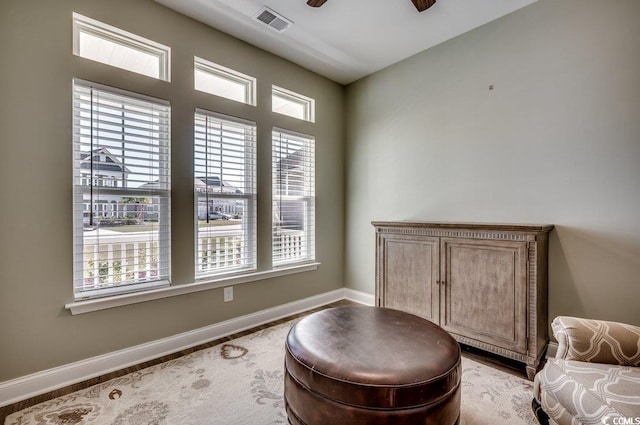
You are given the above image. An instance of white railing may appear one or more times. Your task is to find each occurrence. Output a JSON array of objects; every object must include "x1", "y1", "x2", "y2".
[
  {"x1": 197, "y1": 232, "x2": 244, "y2": 275},
  {"x1": 83, "y1": 239, "x2": 160, "y2": 288},
  {"x1": 82, "y1": 228, "x2": 304, "y2": 288},
  {"x1": 274, "y1": 230, "x2": 306, "y2": 263}
]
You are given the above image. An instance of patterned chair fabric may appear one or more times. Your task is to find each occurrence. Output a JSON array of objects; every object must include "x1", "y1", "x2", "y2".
[
  {"x1": 534, "y1": 316, "x2": 640, "y2": 425},
  {"x1": 553, "y1": 316, "x2": 640, "y2": 366}
]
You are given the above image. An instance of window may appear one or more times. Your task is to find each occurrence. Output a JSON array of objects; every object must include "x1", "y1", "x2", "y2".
[
  {"x1": 272, "y1": 86, "x2": 315, "y2": 122},
  {"x1": 73, "y1": 79, "x2": 171, "y2": 299},
  {"x1": 272, "y1": 129, "x2": 315, "y2": 266},
  {"x1": 194, "y1": 110, "x2": 257, "y2": 278},
  {"x1": 73, "y1": 13, "x2": 171, "y2": 81},
  {"x1": 195, "y1": 57, "x2": 256, "y2": 105}
]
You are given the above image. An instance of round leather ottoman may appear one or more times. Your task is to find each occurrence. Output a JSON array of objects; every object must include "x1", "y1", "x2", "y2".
[{"x1": 284, "y1": 306, "x2": 461, "y2": 425}]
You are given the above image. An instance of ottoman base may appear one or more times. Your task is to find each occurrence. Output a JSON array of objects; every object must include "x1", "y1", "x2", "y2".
[{"x1": 285, "y1": 370, "x2": 461, "y2": 425}]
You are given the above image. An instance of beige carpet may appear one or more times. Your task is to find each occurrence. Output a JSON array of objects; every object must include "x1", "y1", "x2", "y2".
[{"x1": 5, "y1": 320, "x2": 538, "y2": 425}]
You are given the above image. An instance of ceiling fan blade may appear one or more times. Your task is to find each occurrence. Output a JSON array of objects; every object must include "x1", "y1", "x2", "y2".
[
  {"x1": 307, "y1": 0, "x2": 328, "y2": 7},
  {"x1": 411, "y1": 0, "x2": 436, "y2": 12}
]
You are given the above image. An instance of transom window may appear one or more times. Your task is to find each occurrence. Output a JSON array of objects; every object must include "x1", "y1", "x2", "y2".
[
  {"x1": 272, "y1": 86, "x2": 315, "y2": 122},
  {"x1": 72, "y1": 79, "x2": 171, "y2": 299},
  {"x1": 195, "y1": 57, "x2": 256, "y2": 106},
  {"x1": 73, "y1": 13, "x2": 171, "y2": 81},
  {"x1": 272, "y1": 129, "x2": 315, "y2": 266},
  {"x1": 194, "y1": 110, "x2": 257, "y2": 278}
]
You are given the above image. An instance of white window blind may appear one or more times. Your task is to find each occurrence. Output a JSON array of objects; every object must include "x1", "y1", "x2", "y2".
[
  {"x1": 272, "y1": 129, "x2": 315, "y2": 266},
  {"x1": 73, "y1": 79, "x2": 171, "y2": 299},
  {"x1": 194, "y1": 110, "x2": 257, "y2": 278}
]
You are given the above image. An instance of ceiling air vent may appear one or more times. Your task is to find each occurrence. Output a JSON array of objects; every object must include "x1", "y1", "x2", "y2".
[{"x1": 254, "y1": 7, "x2": 293, "y2": 33}]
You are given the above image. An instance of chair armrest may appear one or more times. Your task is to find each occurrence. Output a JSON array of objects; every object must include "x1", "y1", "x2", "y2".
[{"x1": 552, "y1": 316, "x2": 640, "y2": 366}]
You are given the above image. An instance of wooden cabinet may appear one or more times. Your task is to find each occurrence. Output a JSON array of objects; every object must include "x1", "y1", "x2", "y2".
[{"x1": 373, "y1": 221, "x2": 553, "y2": 380}]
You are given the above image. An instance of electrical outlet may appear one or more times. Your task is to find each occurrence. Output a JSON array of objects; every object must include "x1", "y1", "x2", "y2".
[{"x1": 224, "y1": 286, "x2": 234, "y2": 302}]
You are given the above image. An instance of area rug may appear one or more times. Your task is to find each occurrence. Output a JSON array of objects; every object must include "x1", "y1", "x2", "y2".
[{"x1": 5, "y1": 320, "x2": 538, "y2": 425}]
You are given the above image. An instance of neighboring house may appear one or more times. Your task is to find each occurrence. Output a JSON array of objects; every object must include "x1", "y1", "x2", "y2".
[
  {"x1": 80, "y1": 148, "x2": 159, "y2": 224},
  {"x1": 275, "y1": 149, "x2": 305, "y2": 196},
  {"x1": 80, "y1": 147, "x2": 130, "y2": 189},
  {"x1": 81, "y1": 150, "x2": 247, "y2": 224},
  {"x1": 273, "y1": 148, "x2": 307, "y2": 231},
  {"x1": 81, "y1": 148, "x2": 129, "y2": 223},
  {"x1": 194, "y1": 176, "x2": 242, "y2": 219}
]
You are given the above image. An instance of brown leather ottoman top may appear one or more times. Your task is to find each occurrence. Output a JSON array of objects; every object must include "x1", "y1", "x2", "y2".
[{"x1": 285, "y1": 305, "x2": 461, "y2": 410}]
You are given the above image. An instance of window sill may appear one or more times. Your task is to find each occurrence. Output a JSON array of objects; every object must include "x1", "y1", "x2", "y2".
[{"x1": 65, "y1": 262, "x2": 320, "y2": 315}]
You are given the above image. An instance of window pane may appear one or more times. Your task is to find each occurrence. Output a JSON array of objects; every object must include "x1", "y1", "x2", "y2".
[
  {"x1": 73, "y1": 13, "x2": 170, "y2": 81},
  {"x1": 272, "y1": 129, "x2": 315, "y2": 266},
  {"x1": 194, "y1": 111, "x2": 257, "y2": 278},
  {"x1": 78, "y1": 31, "x2": 161, "y2": 79},
  {"x1": 272, "y1": 93, "x2": 306, "y2": 120},
  {"x1": 73, "y1": 80, "x2": 171, "y2": 299},
  {"x1": 272, "y1": 86, "x2": 315, "y2": 122},
  {"x1": 194, "y1": 57, "x2": 256, "y2": 106}
]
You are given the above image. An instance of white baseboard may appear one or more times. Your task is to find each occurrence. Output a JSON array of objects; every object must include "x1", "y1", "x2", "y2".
[
  {"x1": 0, "y1": 288, "x2": 373, "y2": 408},
  {"x1": 343, "y1": 287, "x2": 375, "y2": 305}
]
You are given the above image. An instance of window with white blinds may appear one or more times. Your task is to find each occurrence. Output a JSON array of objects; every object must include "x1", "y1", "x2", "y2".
[
  {"x1": 194, "y1": 110, "x2": 257, "y2": 278},
  {"x1": 272, "y1": 129, "x2": 315, "y2": 266},
  {"x1": 72, "y1": 79, "x2": 171, "y2": 299}
]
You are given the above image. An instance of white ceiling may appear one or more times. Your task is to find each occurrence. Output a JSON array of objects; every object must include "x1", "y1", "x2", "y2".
[{"x1": 154, "y1": 0, "x2": 539, "y2": 85}]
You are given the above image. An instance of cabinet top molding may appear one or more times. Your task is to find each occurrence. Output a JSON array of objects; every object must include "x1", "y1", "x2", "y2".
[{"x1": 372, "y1": 221, "x2": 554, "y2": 233}]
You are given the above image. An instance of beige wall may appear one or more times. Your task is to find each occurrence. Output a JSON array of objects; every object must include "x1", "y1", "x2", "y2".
[
  {"x1": 0, "y1": 0, "x2": 344, "y2": 381},
  {"x1": 345, "y1": 0, "x2": 640, "y2": 327}
]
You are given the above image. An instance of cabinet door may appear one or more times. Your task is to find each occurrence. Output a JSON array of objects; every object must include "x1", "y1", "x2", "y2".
[
  {"x1": 440, "y1": 238, "x2": 528, "y2": 353},
  {"x1": 379, "y1": 234, "x2": 440, "y2": 323}
]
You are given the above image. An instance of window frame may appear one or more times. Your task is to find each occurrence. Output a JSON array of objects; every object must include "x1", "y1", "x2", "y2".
[
  {"x1": 194, "y1": 110, "x2": 258, "y2": 280},
  {"x1": 72, "y1": 78, "x2": 171, "y2": 300},
  {"x1": 272, "y1": 85, "x2": 315, "y2": 122},
  {"x1": 72, "y1": 13, "x2": 171, "y2": 82},
  {"x1": 194, "y1": 57, "x2": 257, "y2": 106},
  {"x1": 272, "y1": 128, "x2": 316, "y2": 267}
]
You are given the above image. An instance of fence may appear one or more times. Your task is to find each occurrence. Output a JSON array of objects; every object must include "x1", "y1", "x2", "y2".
[
  {"x1": 197, "y1": 232, "x2": 244, "y2": 276},
  {"x1": 273, "y1": 230, "x2": 306, "y2": 263},
  {"x1": 82, "y1": 229, "x2": 304, "y2": 288},
  {"x1": 83, "y1": 239, "x2": 160, "y2": 287}
]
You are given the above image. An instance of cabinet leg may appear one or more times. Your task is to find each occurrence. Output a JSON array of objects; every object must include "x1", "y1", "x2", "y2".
[{"x1": 526, "y1": 365, "x2": 537, "y2": 381}]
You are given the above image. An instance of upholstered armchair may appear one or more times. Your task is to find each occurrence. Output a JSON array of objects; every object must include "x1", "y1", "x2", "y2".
[{"x1": 532, "y1": 316, "x2": 640, "y2": 425}]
